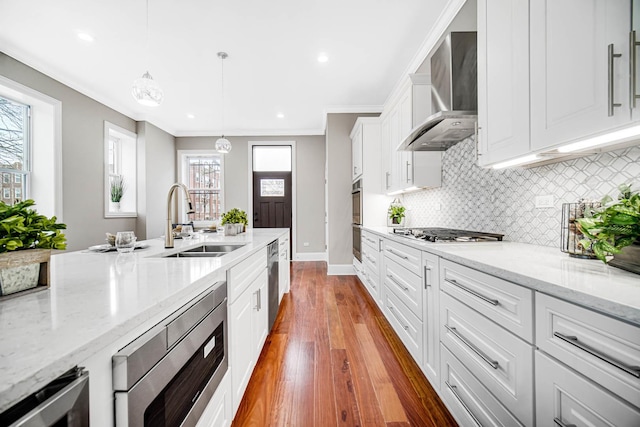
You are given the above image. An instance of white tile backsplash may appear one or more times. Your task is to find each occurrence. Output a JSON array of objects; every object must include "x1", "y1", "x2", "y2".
[{"x1": 402, "y1": 138, "x2": 640, "y2": 247}]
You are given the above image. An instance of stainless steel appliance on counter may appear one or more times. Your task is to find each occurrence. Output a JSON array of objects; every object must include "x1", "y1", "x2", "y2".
[
  {"x1": 391, "y1": 227, "x2": 503, "y2": 242},
  {"x1": 352, "y1": 180, "x2": 362, "y2": 262},
  {"x1": 113, "y1": 281, "x2": 228, "y2": 427},
  {"x1": 0, "y1": 367, "x2": 89, "y2": 426}
]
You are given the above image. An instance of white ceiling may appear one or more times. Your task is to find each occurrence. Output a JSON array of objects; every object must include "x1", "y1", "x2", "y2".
[{"x1": 0, "y1": 0, "x2": 449, "y2": 136}]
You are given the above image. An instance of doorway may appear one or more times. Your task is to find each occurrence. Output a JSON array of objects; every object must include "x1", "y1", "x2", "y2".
[{"x1": 249, "y1": 143, "x2": 295, "y2": 255}]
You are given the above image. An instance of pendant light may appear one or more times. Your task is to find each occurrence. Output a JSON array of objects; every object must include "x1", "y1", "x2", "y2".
[
  {"x1": 215, "y1": 52, "x2": 232, "y2": 154},
  {"x1": 132, "y1": 0, "x2": 164, "y2": 106}
]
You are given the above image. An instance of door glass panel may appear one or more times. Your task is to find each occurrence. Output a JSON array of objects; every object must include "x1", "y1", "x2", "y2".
[
  {"x1": 260, "y1": 179, "x2": 285, "y2": 197},
  {"x1": 252, "y1": 146, "x2": 291, "y2": 171}
]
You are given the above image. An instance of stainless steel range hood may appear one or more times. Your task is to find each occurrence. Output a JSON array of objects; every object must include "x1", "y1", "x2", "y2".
[{"x1": 399, "y1": 32, "x2": 477, "y2": 151}]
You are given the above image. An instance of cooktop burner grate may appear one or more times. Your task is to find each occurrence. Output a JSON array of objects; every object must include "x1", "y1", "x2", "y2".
[{"x1": 392, "y1": 227, "x2": 504, "y2": 242}]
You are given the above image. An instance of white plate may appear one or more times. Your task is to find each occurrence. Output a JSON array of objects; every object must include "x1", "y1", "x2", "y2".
[{"x1": 88, "y1": 243, "x2": 149, "y2": 252}]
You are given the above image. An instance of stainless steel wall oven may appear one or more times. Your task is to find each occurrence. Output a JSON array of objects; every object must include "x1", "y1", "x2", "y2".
[
  {"x1": 113, "y1": 281, "x2": 228, "y2": 427},
  {"x1": 352, "y1": 179, "x2": 363, "y2": 262}
]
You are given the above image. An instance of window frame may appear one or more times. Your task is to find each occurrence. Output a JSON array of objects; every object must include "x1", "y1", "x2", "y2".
[
  {"x1": 177, "y1": 150, "x2": 224, "y2": 228},
  {"x1": 0, "y1": 94, "x2": 31, "y2": 204},
  {"x1": 104, "y1": 121, "x2": 137, "y2": 218}
]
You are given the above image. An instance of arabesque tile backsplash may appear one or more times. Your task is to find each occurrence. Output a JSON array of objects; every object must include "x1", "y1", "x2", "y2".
[{"x1": 402, "y1": 138, "x2": 640, "y2": 247}]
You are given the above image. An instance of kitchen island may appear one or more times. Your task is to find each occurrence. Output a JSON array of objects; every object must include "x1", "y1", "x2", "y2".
[{"x1": 0, "y1": 228, "x2": 287, "y2": 422}]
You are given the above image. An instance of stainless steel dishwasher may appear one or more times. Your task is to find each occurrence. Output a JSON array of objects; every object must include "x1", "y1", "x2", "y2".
[
  {"x1": 113, "y1": 281, "x2": 227, "y2": 427},
  {"x1": 267, "y1": 240, "x2": 279, "y2": 331}
]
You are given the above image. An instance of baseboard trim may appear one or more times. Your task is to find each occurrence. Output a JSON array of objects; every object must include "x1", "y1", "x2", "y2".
[
  {"x1": 327, "y1": 264, "x2": 355, "y2": 276},
  {"x1": 294, "y1": 252, "x2": 327, "y2": 261}
]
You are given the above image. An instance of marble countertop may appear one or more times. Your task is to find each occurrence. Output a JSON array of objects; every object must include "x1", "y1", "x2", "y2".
[
  {"x1": 365, "y1": 226, "x2": 640, "y2": 326},
  {"x1": 0, "y1": 229, "x2": 287, "y2": 413}
]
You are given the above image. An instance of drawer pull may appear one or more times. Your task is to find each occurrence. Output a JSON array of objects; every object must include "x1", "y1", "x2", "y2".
[
  {"x1": 445, "y1": 382, "x2": 482, "y2": 427},
  {"x1": 445, "y1": 278, "x2": 499, "y2": 306},
  {"x1": 387, "y1": 274, "x2": 409, "y2": 292},
  {"x1": 424, "y1": 265, "x2": 431, "y2": 288},
  {"x1": 386, "y1": 248, "x2": 409, "y2": 260},
  {"x1": 388, "y1": 305, "x2": 409, "y2": 330},
  {"x1": 553, "y1": 418, "x2": 576, "y2": 427},
  {"x1": 445, "y1": 325, "x2": 499, "y2": 370},
  {"x1": 553, "y1": 332, "x2": 640, "y2": 378}
]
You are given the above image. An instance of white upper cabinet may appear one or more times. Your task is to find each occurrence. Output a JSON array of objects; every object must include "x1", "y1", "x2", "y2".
[
  {"x1": 477, "y1": 0, "x2": 531, "y2": 167},
  {"x1": 351, "y1": 124, "x2": 363, "y2": 182},
  {"x1": 381, "y1": 76, "x2": 442, "y2": 193},
  {"x1": 530, "y1": 0, "x2": 632, "y2": 151}
]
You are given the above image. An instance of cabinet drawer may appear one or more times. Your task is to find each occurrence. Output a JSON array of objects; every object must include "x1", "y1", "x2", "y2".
[
  {"x1": 441, "y1": 345, "x2": 524, "y2": 427},
  {"x1": 383, "y1": 256, "x2": 423, "y2": 320},
  {"x1": 440, "y1": 259, "x2": 533, "y2": 342},
  {"x1": 227, "y1": 248, "x2": 267, "y2": 303},
  {"x1": 383, "y1": 239, "x2": 422, "y2": 276},
  {"x1": 383, "y1": 286, "x2": 423, "y2": 365},
  {"x1": 536, "y1": 293, "x2": 640, "y2": 407},
  {"x1": 440, "y1": 292, "x2": 534, "y2": 426},
  {"x1": 536, "y1": 351, "x2": 640, "y2": 427},
  {"x1": 361, "y1": 243, "x2": 380, "y2": 276},
  {"x1": 361, "y1": 230, "x2": 380, "y2": 252},
  {"x1": 361, "y1": 264, "x2": 380, "y2": 303}
]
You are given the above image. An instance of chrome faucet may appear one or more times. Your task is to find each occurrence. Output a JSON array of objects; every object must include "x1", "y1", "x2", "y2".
[{"x1": 165, "y1": 183, "x2": 195, "y2": 248}]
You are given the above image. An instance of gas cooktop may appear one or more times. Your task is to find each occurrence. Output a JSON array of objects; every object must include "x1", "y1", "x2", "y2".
[{"x1": 391, "y1": 227, "x2": 504, "y2": 242}]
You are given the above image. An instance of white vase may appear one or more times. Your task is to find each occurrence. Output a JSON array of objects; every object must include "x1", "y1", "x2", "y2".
[{"x1": 110, "y1": 201, "x2": 121, "y2": 212}]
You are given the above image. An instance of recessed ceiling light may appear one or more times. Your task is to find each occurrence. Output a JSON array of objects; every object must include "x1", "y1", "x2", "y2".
[
  {"x1": 187, "y1": 114, "x2": 195, "y2": 119},
  {"x1": 76, "y1": 32, "x2": 94, "y2": 42},
  {"x1": 317, "y1": 53, "x2": 329, "y2": 63},
  {"x1": 276, "y1": 113, "x2": 285, "y2": 119}
]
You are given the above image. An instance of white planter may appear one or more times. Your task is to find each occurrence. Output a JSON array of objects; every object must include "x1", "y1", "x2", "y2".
[{"x1": 110, "y1": 201, "x2": 121, "y2": 212}]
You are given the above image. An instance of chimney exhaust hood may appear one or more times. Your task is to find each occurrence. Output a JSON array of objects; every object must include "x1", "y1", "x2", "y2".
[{"x1": 399, "y1": 32, "x2": 477, "y2": 151}]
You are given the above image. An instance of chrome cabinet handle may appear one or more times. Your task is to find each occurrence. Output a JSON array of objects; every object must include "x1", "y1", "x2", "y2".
[
  {"x1": 554, "y1": 417, "x2": 576, "y2": 427},
  {"x1": 553, "y1": 332, "x2": 640, "y2": 378},
  {"x1": 631, "y1": 31, "x2": 640, "y2": 108},
  {"x1": 386, "y1": 248, "x2": 409, "y2": 260},
  {"x1": 387, "y1": 274, "x2": 409, "y2": 292},
  {"x1": 255, "y1": 289, "x2": 262, "y2": 311},
  {"x1": 387, "y1": 305, "x2": 409, "y2": 330},
  {"x1": 424, "y1": 265, "x2": 431, "y2": 289},
  {"x1": 405, "y1": 161, "x2": 411, "y2": 183},
  {"x1": 445, "y1": 382, "x2": 482, "y2": 427},
  {"x1": 385, "y1": 171, "x2": 390, "y2": 190},
  {"x1": 445, "y1": 325, "x2": 499, "y2": 370},
  {"x1": 474, "y1": 122, "x2": 482, "y2": 160},
  {"x1": 444, "y1": 278, "x2": 499, "y2": 306},
  {"x1": 608, "y1": 43, "x2": 622, "y2": 116}
]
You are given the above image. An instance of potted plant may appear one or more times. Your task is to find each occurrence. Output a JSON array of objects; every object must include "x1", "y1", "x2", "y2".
[
  {"x1": 388, "y1": 198, "x2": 406, "y2": 227},
  {"x1": 0, "y1": 199, "x2": 67, "y2": 298},
  {"x1": 110, "y1": 175, "x2": 125, "y2": 212},
  {"x1": 220, "y1": 208, "x2": 248, "y2": 235},
  {"x1": 577, "y1": 184, "x2": 640, "y2": 274}
]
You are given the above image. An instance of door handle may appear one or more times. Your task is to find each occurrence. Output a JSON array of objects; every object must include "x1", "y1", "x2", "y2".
[{"x1": 253, "y1": 212, "x2": 258, "y2": 222}]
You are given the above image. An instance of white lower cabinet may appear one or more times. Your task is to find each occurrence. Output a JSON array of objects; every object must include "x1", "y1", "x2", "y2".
[
  {"x1": 440, "y1": 292, "x2": 534, "y2": 426},
  {"x1": 196, "y1": 373, "x2": 232, "y2": 427},
  {"x1": 278, "y1": 234, "x2": 290, "y2": 300},
  {"x1": 422, "y1": 251, "x2": 440, "y2": 390},
  {"x1": 536, "y1": 351, "x2": 640, "y2": 427},
  {"x1": 441, "y1": 345, "x2": 524, "y2": 427},
  {"x1": 228, "y1": 249, "x2": 268, "y2": 413},
  {"x1": 383, "y1": 287, "x2": 423, "y2": 365}
]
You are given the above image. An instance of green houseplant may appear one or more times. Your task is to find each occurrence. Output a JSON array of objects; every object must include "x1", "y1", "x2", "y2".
[
  {"x1": 577, "y1": 184, "x2": 640, "y2": 272},
  {"x1": 220, "y1": 208, "x2": 248, "y2": 235},
  {"x1": 110, "y1": 175, "x2": 125, "y2": 211},
  {"x1": 388, "y1": 198, "x2": 406, "y2": 226},
  {"x1": 0, "y1": 199, "x2": 67, "y2": 297}
]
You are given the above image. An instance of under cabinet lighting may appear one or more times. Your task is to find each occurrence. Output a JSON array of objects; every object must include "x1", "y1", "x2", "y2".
[
  {"x1": 492, "y1": 154, "x2": 539, "y2": 169},
  {"x1": 387, "y1": 189, "x2": 404, "y2": 196},
  {"x1": 557, "y1": 125, "x2": 640, "y2": 153}
]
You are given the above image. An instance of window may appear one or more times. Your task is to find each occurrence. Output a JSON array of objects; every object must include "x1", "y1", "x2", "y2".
[
  {"x1": 3, "y1": 188, "x2": 9, "y2": 199},
  {"x1": 0, "y1": 96, "x2": 29, "y2": 205},
  {"x1": 104, "y1": 122, "x2": 137, "y2": 217},
  {"x1": 179, "y1": 151, "x2": 224, "y2": 225}
]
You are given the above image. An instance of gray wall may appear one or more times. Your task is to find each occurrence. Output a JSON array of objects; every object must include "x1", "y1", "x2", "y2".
[
  {"x1": 175, "y1": 135, "x2": 326, "y2": 254},
  {"x1": 0, "y1": 52, "x2": 137, "y2": 251},
  {"x1": 136, "y1": 122, "x2": 176, "y2": 240}
]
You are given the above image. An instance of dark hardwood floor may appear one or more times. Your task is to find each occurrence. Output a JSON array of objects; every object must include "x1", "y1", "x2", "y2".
[{"x1": 232, "y1": 261, "x2": 457, "y2": 426}]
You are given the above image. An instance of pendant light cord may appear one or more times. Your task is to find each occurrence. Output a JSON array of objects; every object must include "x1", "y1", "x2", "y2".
[
  {"x1": 145, "y1": 0, "x2": 149, "y2": 70},
  {"x1": 221, "y1": 55, "x2": 224, "y2": 134}
]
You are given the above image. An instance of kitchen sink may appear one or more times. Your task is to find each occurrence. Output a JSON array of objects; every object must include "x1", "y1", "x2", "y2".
[{"x1": 161, "y1": 244, "x2": 245, "y2": 258}]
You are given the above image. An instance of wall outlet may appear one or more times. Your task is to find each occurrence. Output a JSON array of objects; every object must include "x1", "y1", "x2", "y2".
[
  {"x1": 535, "y1": 195, "x2": 554, "y2": 208},
  {"x1": 303, "y1": 242, "x2": 310, "y2": 247}
]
